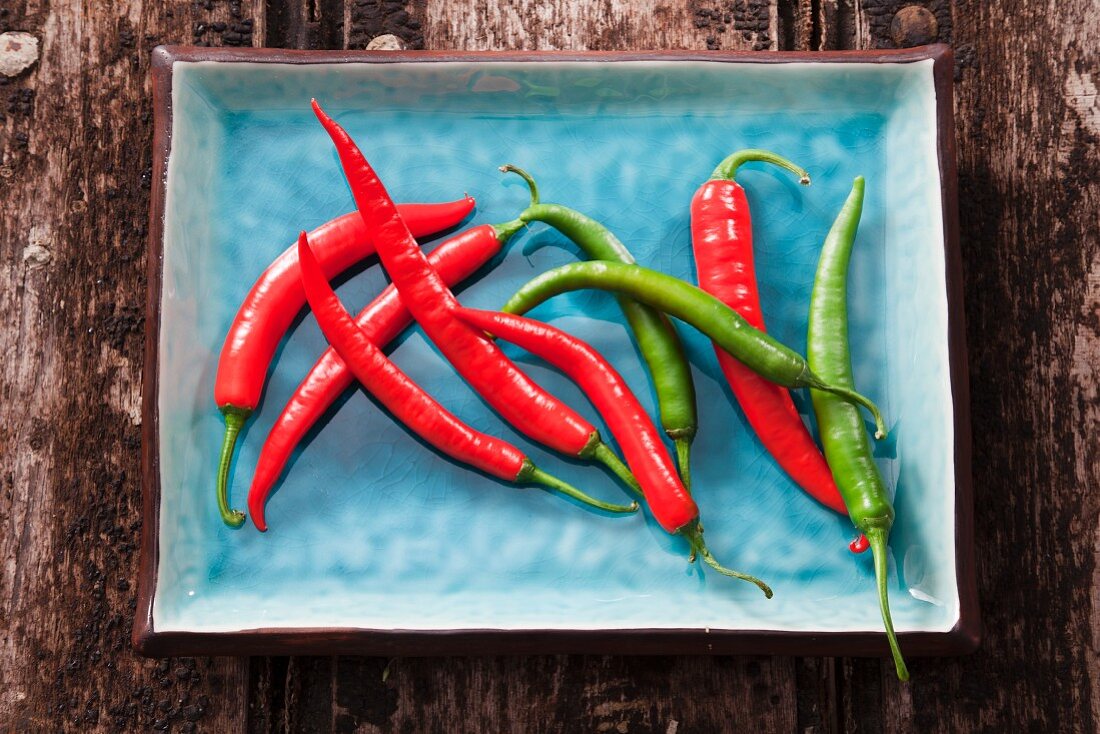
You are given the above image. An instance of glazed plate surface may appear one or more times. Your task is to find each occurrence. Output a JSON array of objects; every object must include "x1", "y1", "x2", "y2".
[{"x1": 139, "y1": 47, "x2": 975, "y2": 655}]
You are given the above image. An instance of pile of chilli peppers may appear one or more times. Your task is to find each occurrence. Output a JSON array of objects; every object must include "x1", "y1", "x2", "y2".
[{"x1": 211, "y1": 100, "x2": 909, "y2": 681}]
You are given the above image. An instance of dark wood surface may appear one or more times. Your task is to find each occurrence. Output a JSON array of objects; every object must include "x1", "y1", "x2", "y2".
[{"x1": 0, "y1": 0, "x2": 1096, "y2": 731}]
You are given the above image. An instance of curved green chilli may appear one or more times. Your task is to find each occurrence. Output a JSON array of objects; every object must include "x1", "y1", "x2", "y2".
[
  {"x1": 501, "y1": 165, "x2": 698, "y2": 487},
  {"x1": 807, "y1": 176, "x2": 908, "y2": 682},
  {"x1": 502, "y1": 261, "x2": 887, "y2": 437}
]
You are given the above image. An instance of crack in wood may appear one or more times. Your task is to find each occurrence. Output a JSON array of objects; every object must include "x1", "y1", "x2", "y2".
[{"x1": 810, "y1": 0, "x2": 823, "y2": 49}]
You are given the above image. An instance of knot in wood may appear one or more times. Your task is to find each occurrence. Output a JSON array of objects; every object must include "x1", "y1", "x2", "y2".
[{"x1": 890, "y1": 6, "x2": 938, "y2": 48}]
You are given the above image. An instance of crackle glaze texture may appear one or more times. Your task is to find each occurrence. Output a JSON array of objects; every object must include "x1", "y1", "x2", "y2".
[{"x1": 155, "y1": 60, "x2": 954, "y2": 634}]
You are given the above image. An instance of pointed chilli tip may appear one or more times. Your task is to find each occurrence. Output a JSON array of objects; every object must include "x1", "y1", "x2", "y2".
[
  {"x1": 310, "y1": 99, "x2": 341, "y2": 138},
  {"x1": 249, "y1": 493, "x2": 267, "y2": 530},
  {"x1": 310, "y1": 98, "x2": 327, "y2": 126},
  {"x1": 246, "y1": 471, "x2": 269, "y2": 532},
  {"x1": 296, "y1": 231, "x2": 314, "y2": 270}
]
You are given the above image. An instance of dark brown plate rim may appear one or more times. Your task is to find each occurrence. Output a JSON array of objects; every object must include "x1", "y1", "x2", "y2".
[{"x1": 136, "y1": 44, "x2": 979, "y2": 658}]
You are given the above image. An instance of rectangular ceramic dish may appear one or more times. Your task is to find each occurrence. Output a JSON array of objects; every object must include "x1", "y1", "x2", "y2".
[{"x1": 136, "y1": 45, "x2": 978, "y2": 656}]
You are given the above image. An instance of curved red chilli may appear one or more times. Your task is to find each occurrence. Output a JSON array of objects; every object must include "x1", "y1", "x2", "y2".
[
  {"x1": 248, "y1": 225, "x2": 505, "y2": 525},
  {"x1": 691, "y1": 180, "x2": 848, "y2": 515},
  {"x1": 311, "y1": 101, "x2": 596, "y2": 456},
  {"x1": 215, "y1": 198, "x2": 474, "y2": 411},
  {"x1": 296, "y1": 232, "x2": 526, "y2": 480},
  {"x1": 455, "y1": 308, "x2": 698, "y2": 534}
]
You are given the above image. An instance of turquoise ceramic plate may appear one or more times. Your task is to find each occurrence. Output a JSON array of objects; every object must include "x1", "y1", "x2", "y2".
[{"x1": 137, "y1": 46, "x2": 977, "y2": 656}]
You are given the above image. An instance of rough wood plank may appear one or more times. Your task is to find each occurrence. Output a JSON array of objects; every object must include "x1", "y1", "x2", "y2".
[
  {"x1": 0, "y1": 1, "x2": 254, "y2": 730},
  {"x1": 796, "y1": 657, "x2": 837, "y2": 734},
  {"x1": 853, "y1": 0, "x2": 950, "y2": 49},
  {"x1": 845, "y1": 0, "x2": 1100, "y2": 731},
  {"x1": 814, "y1": 0, "x2": 854, "y2": 52},
  {"x1": 778, "y1": 0, "x2": 811, "y2": 52},
  {"x1": 252, "y1": 654, "x2": 809, "y2": 732},
  {"x1": 346, "y1": 0, "x2": 425, "y2": 50},
  {"x1": 330, "y1": 655, "x2": 797, "y2": 733},
  {"x1": 419, "y1": 0, "x2": 779, "y2": 52},
  {"x1": 249, "y1": 656, "x2": 334, "y2": 733},
  {"x1": 265, "y1": 0, "x2": 344, "y2": 50}
]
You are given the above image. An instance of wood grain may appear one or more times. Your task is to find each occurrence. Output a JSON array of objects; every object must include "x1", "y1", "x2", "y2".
[
  {"x1": 0, "y1": 3, "x2": 248, "y2": 732},
  {"x1": 1, "y1": 0, "x2": 1098, "y2": 731},
  {"x1": 249, "y1": 654, "x2": 800, "y2": 733},
  {"x1": 419, "y1": 0, "x2": 779, "y2": 51}
]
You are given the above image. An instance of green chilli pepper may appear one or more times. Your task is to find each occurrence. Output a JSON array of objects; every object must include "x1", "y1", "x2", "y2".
[
  {"x1": 807, "y1": 176, "x2": 908, "y2": 681},
  {"x1": 503, "y1": 261, "x2": 887, "y2": 437},
  {"x1": 500, "y1": 165, "x2": 699, "y2": 487}
]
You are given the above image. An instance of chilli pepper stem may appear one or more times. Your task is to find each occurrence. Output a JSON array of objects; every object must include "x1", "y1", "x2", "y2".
[
  {"x1": 868, "y1": 528, "x2": 910, "y2": 681},
  {"x1": 803, "y1": 374, "x2": 887, "y2": 439},
  {"x1": 590, "y1": 442, "x2": 645, "y2": 500},
  {"x1": 216, "y1": 407, "x2": 249, "y2": 527},
  {"x1": 492, "y1": 217, "x2": 526, "y2": 241},
  {"x1": 500, "y1": 164, "x2": 540, "y2": 206},
  {"x1": 683, "y1": 523, "x2": 772, "y2": 597},
  {"x1": 674, "y1": 439, "x2": 692, "y2": 491},
  {"x1": 710, "y1": 149, "x2": 811, "y2": 185},
  {"x1": 517, "y1": 460, "x2": 638, "y2": 513}
]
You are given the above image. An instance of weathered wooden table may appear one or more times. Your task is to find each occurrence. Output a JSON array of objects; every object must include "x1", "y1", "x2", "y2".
[{"x1": 1, "y1": 1, "x2": 1096, "y2": 731}]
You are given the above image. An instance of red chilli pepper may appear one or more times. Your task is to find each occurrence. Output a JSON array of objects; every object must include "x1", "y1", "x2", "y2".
[
  {"x1": 455, "y1": 308, "x2": 695, "y2": 533},
  {"x1": 455, "y1": 308, "x2": 772, "y2": 596},
  {"x1": 249, "y1": 223, "x2": 517, "y2": 530},
  {"x1": 692, "y1": 151, "x2": 864, "y2": 540},
  {"x1": 295, "y1": 233, "x2": 638, "y2": 516},
  {"x1": 214, "y1": 198, "x2": 474, "y2": 527},
  {"x1": 311, "y1": 100, "x2": 636, "y2": 488}
]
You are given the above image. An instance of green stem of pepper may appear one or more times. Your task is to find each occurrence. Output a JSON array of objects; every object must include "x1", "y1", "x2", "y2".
[
  {"x1": 867, "y1": 527, "x2": 910, "y2": 681},
  {"x1": 492, "y1": 217, "x2": 527, "y2": 242},
  {"x1": 674, "y1": 438, "x2": 692, "y2": 492},
  {"x1": 500, "y1": 164, "x2": 540, "y2": 206},
  {"x1": 682, "y1": 521, "x2": 772, "y2": 597},
  {"x1": 803, "y1": 373, "x2": 887, "y2": 439},
  {"x1": 216, "y1": 406, "x2": 249, "y2": 527},
  {"x1": 711, "y1": 149, "x2": 811, "y2": 185},
  {"x1": 590, "y1": 441, "x2": 646, "y2": 501},
  {"x1": 516, "y1": 459, "x2": 639, "y2": 514}
]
